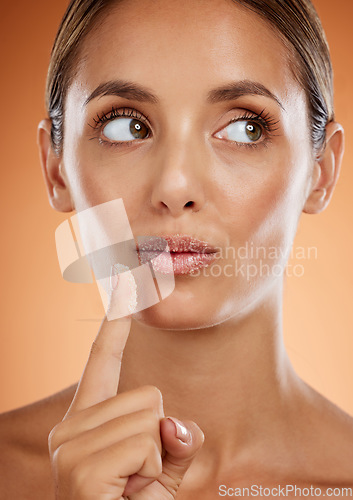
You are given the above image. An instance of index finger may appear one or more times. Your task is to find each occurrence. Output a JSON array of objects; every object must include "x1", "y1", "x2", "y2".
[{"x1": 65, "y1": 268, "x2": 136, "y2": 417}]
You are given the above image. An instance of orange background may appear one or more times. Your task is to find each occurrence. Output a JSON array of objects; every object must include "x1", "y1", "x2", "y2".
[{"x1": 0, "y1": 0, "x2": 352, "y2": 414}]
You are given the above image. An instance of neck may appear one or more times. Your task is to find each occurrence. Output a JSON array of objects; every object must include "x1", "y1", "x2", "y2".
[{"x1": 118, "y1": 280, "x2": 302, "y2": 470}]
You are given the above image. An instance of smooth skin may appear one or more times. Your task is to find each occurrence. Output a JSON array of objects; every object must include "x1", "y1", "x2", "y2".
[{"x1": 1, "y1": 0, "x2": 353, "y2": 498}]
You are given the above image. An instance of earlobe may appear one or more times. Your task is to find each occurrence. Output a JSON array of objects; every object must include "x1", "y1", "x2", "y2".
[
  {"x1": 37, "y1": 119, "x2": 74, "y2": 213},
  {"x1": 303, "y1": 121, "x2": 345, "y2": 215}
]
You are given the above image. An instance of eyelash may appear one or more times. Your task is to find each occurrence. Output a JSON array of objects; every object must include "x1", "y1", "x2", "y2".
[
  {"x1": 91, "y1": 106, "x2": 150, "y2": 128},
  {"x1": 90, "y1": 107, "x2": 150, "y2": 148},
  {"x1": 227, "y1": 109, "x2": 280, "y2": 150},
  {"x1": 89, "y1": 106, "x2": 279, "y2": 150}
]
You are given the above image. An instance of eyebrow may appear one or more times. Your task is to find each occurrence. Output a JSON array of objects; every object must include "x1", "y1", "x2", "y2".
[
  {"x1": 84, "y1": 79, "x2": 284, "y2": 110},
  {"x1": 84, "y1": 80, "x2": 159, "y2": 106},
  {"x1": 207, "y1": 80, "x2": 285, "y2": 110}
]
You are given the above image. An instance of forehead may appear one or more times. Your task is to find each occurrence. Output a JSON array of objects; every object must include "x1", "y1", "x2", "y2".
[{"x1": 72, "y1": 0, "x2": 301, "y2": 109}]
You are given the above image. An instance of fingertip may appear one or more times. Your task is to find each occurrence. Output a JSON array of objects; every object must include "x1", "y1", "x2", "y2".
[
  {"x1": 161, "y1": 417, "x2": 204, "y2": 450},
  {"x1": 107, "y1": 264, "x2": 137, "y2": 320},
  {"x1": 165, "y1": 417, "x2": 192, "y2": 444},
  {"x1": 160, "y1": 417, "x2": 205, "y2": 469},
  {"x1": 187, "y1": 420, "x2": 205, "y2": 451}
]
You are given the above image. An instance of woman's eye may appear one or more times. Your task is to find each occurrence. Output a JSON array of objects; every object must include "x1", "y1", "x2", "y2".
[
  {"x1": 102, "y1": 117, "x2": 150, "y2": 142},
  {"x1": 216, "y1": 120, "x2": 263, "y2": 143}
]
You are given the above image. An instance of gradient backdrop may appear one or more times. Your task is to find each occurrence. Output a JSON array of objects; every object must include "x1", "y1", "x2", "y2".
[{"x1": 0, "y1": 0, "x2": 352, "y2": 413}]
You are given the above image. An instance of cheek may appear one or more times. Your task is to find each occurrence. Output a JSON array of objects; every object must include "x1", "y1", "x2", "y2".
[
  {"x1": 62, "y1": 141, "x2": 140, "y2": 213},
  {"x1": 216, "y1": 147, "x2": 311, "y2": 252}
]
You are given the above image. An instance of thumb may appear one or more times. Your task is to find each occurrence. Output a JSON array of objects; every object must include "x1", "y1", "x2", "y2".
[{"x1": 159, "y1": 417, "x2": 205, "y2": 497}]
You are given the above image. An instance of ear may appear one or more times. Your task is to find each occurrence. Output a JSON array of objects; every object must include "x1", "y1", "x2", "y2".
[
  {"x1": 37, "y1": 119, "x2": 74, "y2": 212},
  {"x1": 303, "y1": 121, "x2": 345, "y2": 214}
]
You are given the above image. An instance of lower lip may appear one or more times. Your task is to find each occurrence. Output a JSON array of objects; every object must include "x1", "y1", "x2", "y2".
[{"x1": 140, "y1": 251, "x2": 217, "y2": 274}]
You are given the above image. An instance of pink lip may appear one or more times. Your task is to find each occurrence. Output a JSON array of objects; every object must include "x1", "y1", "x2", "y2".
[{"x1": 138, "y1": 234, "x2": 219, "y2": 275}]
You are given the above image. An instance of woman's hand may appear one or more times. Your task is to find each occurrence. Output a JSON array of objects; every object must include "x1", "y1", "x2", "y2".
[{"x1": 48, "y1": 271, "x2": 204, "y2": 499}]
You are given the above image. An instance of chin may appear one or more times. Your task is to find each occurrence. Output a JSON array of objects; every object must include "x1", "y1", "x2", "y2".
[
  {"x1": 132, "y1": 286, "x2": 223, "y2": 330},
  {"x1": 131, "y1": 282, "x2": 243, "y2": 331},
  {"x1": 131, "y1": 273, "x2": 273, "y2": 330}
]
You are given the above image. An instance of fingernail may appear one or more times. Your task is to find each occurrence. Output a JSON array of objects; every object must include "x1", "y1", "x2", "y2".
[
  {"x1": 110, "y1": 264, "x2": 119, "y2": 290},
  {"x1": 108, "y1": 264, "x2": 138, "y2": 318},
  {"x1": 110, "y1": 264, "x2": 120, "y2": 291},
  {"x1": 166, "y1": 417, "x2": 191, "y2": 444}
]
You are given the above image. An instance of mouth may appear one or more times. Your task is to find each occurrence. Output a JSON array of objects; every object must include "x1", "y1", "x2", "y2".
[{"x1": 137, "y1": 234, "x2": 219, "y2": 275}]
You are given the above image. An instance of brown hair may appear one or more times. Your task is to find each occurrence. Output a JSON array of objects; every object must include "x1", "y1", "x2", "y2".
[{"x1": 46, "y1": 0, "x2": 334, "y2": 155}]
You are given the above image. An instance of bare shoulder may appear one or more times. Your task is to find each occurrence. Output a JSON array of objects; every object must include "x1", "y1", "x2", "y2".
[
  {"x1": 0, "y1": 384, "x2": 77, "y2": 500},
  {"x1": 311, "y1": 384, "x2": 353, "y2": 444},
  {"x1": 299, "y1": 381, "x2": 353, "y2": 484}
]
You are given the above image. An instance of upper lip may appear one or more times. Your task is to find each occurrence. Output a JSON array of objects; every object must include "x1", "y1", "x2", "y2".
[{"x1": 137, "y1": 234, "x2": 219, "y2": 254}]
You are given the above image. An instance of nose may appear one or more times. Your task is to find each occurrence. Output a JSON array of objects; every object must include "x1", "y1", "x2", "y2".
[{"x1": 150, "y1": 137, "x2": 207, "y2": 217}]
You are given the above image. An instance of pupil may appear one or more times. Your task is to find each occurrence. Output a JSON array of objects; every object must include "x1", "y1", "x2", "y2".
[
  {"x1": 130, "y1": 119, "x2": 148, "y2": 139},
  {"x1": 246, "y1": 122, "x2": 261, "y2": 141}
]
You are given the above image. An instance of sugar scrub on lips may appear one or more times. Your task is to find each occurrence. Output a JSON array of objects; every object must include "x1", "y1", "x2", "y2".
[
  {"x1": 108, "y1": 263, "x2": 137, "y2": 318},
  {"x1": 138, "y1": 234, "x2": 217, "y2": 275}
]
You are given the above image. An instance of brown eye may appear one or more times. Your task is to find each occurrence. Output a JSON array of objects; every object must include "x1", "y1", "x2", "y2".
[
  {"x1": 103, "y1": 117, "x2": 150, "y2": 142},
  {"x1": 216, "y1": 119, "x2": 263, "y2": 144},
  {"x1": 245, "y1": 122, "x2": 262, "y2": 141},
  {"x1": 129, "y1": 119, "x2": 149, "y2": 139}
]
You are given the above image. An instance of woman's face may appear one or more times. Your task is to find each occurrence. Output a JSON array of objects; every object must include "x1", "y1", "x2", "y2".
[{"x1": 61, "y1": 0, "x2": 314, "y2": 329}]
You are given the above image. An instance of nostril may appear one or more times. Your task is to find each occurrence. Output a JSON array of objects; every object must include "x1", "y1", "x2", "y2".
[{"x1": 184, "y1": 201, "x2": 194, "y2": 208}]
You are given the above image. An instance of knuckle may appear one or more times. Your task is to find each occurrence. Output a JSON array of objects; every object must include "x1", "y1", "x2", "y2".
[
  {"x1": 140, "y1": 385, "x2": 163, "y2": 407},
  {"x1": 137, "y1": 431, "x2": 157, "y2": 452},
  {"x1": 48, "y1": 422, "x2": 65, "y2": 454},
  {"x1": 137, "y1": 409, "x2": 163, "y2": 454},
  {"x1": 90, "y1": 339, "x2": 122, "y2": 362},
  {"x1": 89, "y1": 339, "x2": 103, "y2": 358},
  {"x1": 139, "y1": 407, "x2": 159, "y2": 427},
  {"x1": 71, "y1": 460, "x2": 95, "y2": 496},
  {"x1": 53, "y1": 442, "x2": 74, "y2": 474},
  {"x1": 135, "y1": 433, "x2": 162, "y2": 476}
]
